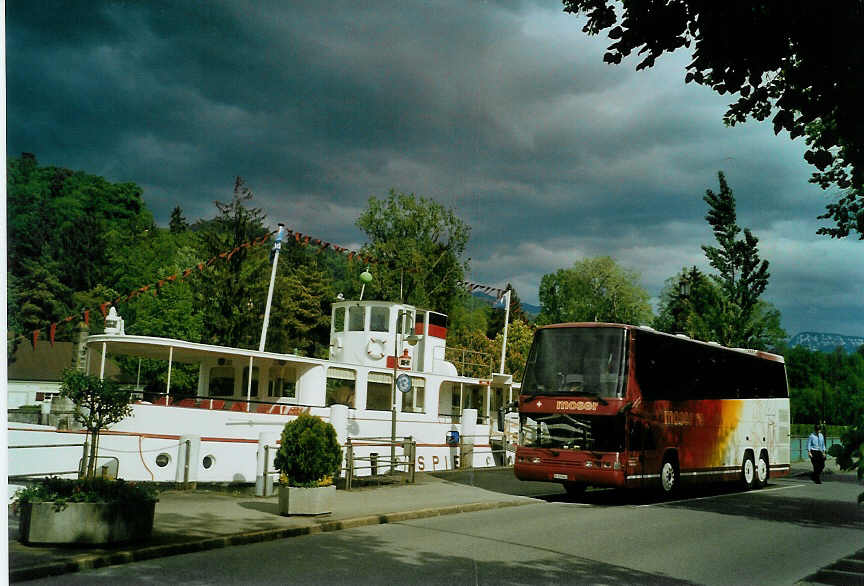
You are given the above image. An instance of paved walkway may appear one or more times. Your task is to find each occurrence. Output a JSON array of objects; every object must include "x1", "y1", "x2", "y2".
[{"x1": 8, "y1": 471, "x2": 536, "y2": 583}]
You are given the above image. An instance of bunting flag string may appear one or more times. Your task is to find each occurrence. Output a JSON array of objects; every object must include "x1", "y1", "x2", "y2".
[
  {"x1": 458, "y1": 280, "x2": 508, "y2": 303},
  {"x1": 20, "y1": 228, "x2": 278, "y2": 350},
  {"x1": 20, "y1": 221, "x2": 467, "y2": 349}
]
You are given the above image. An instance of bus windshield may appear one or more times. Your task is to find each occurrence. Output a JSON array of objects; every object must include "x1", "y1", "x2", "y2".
[{"x1": 522, "y1": 327, "x2": 627, "y2": 398}]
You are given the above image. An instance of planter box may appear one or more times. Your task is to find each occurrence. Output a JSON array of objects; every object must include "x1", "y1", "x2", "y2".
[
  {"x1": 278, "y1": 485, "x2": 335, "y2": 516},
  {"x1": 19, "y1": 501, "x2": 156, "y2": 545}
]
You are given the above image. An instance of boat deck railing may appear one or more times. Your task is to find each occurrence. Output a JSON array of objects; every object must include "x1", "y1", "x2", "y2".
[
  {"x1": 258, "y1": 436, "x2": 417, "y2": 495},
  {"x1": 343, "y1": 436, "x2": 417, "y2": 490},
  {"x1": 8, "y1": 441, "x2": 89, "y2": 480}
]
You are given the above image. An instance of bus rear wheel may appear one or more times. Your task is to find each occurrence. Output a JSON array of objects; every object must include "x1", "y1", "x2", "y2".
[
  {"x1": 755, "y1": 452, "x2": 769, "y2": 489},
  {"x1": 660, "y1": 456, "x2": 679, "y2": 496},
  {"x1": 741, "y1": 453, "x2": 756, "y2": 490}
]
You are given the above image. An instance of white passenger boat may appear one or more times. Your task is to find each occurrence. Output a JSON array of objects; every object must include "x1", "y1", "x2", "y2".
[{"x1": 8, "y1": 300, "x2": 517, "y2": 485}]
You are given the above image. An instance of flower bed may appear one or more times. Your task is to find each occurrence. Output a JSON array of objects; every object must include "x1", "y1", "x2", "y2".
[{"x1": 14, "y1": 477, "x2": 158, "y2": 545}]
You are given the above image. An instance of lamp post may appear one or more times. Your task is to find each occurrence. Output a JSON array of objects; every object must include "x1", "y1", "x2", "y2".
[{"x1": 391, "y1": 309, "x2": 420, "y2": 470}]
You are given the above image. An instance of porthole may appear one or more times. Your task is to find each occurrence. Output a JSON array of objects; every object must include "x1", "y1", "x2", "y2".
[
  {"x1": 155, "y1": 453, "x2": 171, "y2": 468},
  {"x1": 202, "y1": 455, "x2": 215, "y2": 470}
]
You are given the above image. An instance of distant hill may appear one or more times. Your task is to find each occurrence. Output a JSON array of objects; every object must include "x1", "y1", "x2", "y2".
[{"x1": 789, "y1": 331, "x2": 864, "y2": 353}]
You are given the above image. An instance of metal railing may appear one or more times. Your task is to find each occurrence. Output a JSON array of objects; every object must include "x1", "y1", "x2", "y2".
[
  {"x1": 343, "y1": 436, "x2": 416, "y2": 490},
  {"x1": 790, "y1": 436, "x2": 842, "y2": 462},
  {"x1": 8, "y1": 442, "x2": 88, "y2": 480},
  {"x1": 258, "y1": 436, "x2": 417, "y2": 495},
  {"x1": 444, "y1": 347, "x2": 493, "y2": 378}
]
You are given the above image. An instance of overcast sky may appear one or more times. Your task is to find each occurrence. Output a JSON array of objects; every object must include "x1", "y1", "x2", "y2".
[{"x1": 7, "y1": 1, "x2": 863, "y2": 337}]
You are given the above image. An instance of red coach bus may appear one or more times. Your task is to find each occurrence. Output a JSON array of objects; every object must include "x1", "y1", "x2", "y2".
[{"x1": 514, "y1": 323, "x2": 790, "y2": 495}]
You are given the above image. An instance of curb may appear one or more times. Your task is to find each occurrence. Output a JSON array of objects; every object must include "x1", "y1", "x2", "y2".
[{"x1": 10, "y1": 499, "x2": 533, "y2": 583}]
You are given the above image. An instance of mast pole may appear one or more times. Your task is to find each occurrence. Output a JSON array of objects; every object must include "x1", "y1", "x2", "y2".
[
  {"x1": 498, "y1": 289, "x2": 511, "y2": 373},
  {"x1": 259, "y1": 223, "x2": 284, "y2": 352}
]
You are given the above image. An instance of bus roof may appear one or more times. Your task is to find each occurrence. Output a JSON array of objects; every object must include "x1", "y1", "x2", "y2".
[{"x1": 536, "y1": 322, "x2": 785, "y2": 364}]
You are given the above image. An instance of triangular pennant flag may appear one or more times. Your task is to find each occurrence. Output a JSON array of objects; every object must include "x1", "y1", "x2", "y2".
[
  {"x1": 32, "y1": 330, "x2": 39, "y2": 349},
  {"x1": 49, "y1": 323, "x2": 57, "y2": 346}
]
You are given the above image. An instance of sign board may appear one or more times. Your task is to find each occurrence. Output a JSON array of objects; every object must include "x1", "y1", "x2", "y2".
[
  {"x1": 395, "y1": 373, "x2": 412, "y2": 394},
  {"x1": 446, "y1": 430, "x2": 460, "y2": 446}
]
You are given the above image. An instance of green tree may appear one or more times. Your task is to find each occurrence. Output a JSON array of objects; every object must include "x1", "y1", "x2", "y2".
[
  {"x1": 487, "y1": 284, "x2": 528, "y2": 338},
  {"x1": 169, "y1": 205, "x2": 189, "y2": 234},
  {"x1": 448, "y1": 291, "x2": 491, "y2": 338},
  {"x1": 193, "y1": 177, "x2": 270, "y2": 348},
  {"x1": 701, "y1": 172, "x2": 780, "y2": 348},
  {"x1": 561, "y1": 1, "x2": 864, "y2": 238},
  {"x1": 446, "y1": 326, "x2": 497, "y2": 378},
  {"x1": 264, "y1": 259, "x2": 332, "y2": 358},
  {"x1": 14, "y1": 256, "x2": 74, "y2": 342},
  {"x1": 493, "y1": 319, "x2": 535, "y2": 381},
  {"x1": 537, "y1": 256, "x2": 653, "y2": 326},
  {"x1": 653, "y1": 266, "x2": 723, "y2": 339},
  {"x1": 784, "y1": 344, "x2": 864, "y2": 426},
  {"x1": 7, "y1": 155, "x2": 152, "y2": 344},
  {"x1": 355, "y1": 190, "x2": 470, "y2": 316},
  {"x1": 60, "y1": 370, "x2": 133, "y2": 478}
]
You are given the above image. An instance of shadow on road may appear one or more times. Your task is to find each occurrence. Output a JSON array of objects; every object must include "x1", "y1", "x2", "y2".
[
  {"x1": 430, "y1": 467, "x2": 769, "y2": 506},
  {"x1": 660, "y1": 490, "x2": 864, "y2": 530}
]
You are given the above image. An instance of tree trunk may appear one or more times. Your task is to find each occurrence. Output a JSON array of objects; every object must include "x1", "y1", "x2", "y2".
[{"x1": 87, "y1": 430, "x2": 99, "y2": 478}]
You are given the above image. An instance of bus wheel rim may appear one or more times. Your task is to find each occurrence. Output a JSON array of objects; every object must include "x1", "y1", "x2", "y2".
[
  {"x1": 757, "y1": 456, "x2": 767, "y2": 483},
  {"x1": 744, "y1": 458, "x2": 754, "y2": 484},
  {"x1": 662, "y1": 462, "x2": 675, "y2": 492}
]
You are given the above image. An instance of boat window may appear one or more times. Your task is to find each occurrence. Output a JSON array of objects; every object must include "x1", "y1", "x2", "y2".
[
  {"x1": 398, "y1": 311, "x2": 415, "y2": 335},
  {"x1": 451, "y1": 385, "x2": 462, "y2": 415},
  {"x1": 370, "y1": 306, "x2": 389, "y2": 332},
  {"x1": 326, "y1": 368, "x2": 355, "y2": 408},
  {"x1": 366, "y1": 371, "x2": 392, "y2": 411},
  {"x1": 349, "y1": 305, "x2": 365, "y2": 332},
  {"x1": 242, "y1": 366, "x2": 259, "y2": 397},
  {"x1": 268, "y1": 366, "x2": 296, "y2": 398},
  {"x1": 401, "y1": 377, "x2": 425, "y2": 413},
  {"x1": 333, "y1": 307, "x2": 346, "y2": 333},
  {"x1": 209, "y1": 366, "x2": 235, "y2": 396},
  {"x1": 462, "y1": 385, "x2": 488, "y2": 419}
]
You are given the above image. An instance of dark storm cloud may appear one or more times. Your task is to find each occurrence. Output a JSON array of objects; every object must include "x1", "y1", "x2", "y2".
[{"x1": 7, "y1": 0, "x2": 863, "y2": 337}]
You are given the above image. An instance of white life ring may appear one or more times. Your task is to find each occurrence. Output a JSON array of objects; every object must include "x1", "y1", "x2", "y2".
[{"x1": 367, "y1": 338, "x2": 387, "y2": 360}]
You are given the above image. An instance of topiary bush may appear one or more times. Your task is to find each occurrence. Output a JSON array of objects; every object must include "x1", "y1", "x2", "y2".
[{"x1": 274, "y1": 413, "x2": 342, "y2": 487}]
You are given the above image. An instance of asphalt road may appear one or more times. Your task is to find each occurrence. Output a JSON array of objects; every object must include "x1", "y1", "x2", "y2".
[{"x1": 24, "y1": 473, "x2": 864, "y2": 585}]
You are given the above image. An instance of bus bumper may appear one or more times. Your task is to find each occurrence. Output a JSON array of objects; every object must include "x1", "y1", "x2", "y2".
[{"x1": 514, "y1": 454, "x2": 628, "y2": 488}]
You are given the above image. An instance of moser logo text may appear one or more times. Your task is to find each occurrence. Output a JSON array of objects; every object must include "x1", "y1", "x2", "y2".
[{"x1": 555, "y1": 400, "x2": 599, "y2": 411}]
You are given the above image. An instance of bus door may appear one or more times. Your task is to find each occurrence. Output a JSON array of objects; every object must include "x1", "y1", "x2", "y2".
[{"x1": 627, "y1": 416, "x2": 659, "y2": 488}]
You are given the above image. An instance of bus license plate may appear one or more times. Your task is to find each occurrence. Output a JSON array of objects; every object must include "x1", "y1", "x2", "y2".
[{"x1": 553, "y1": 474, "x2": 567, "y2": 480}]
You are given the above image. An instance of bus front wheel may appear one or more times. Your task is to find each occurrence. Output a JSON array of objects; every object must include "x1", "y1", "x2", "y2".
[
  {"x1": 660, "y1": 456, "x2": 679, "y2": 496},
  {"x1": 741, "y1": 453, "x2": 756, "y2": 490}
]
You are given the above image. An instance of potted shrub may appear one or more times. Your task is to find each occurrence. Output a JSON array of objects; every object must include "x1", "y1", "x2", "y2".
[
  {"x1": 13, "y1": 369, "x2": 158, "y2": 545},
  {"x1": 274, "y1": 413, "x2": 343, "y2": 515},
  {"x1": 14, "y1": 477, "x2": 158, "y2": 544}
]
